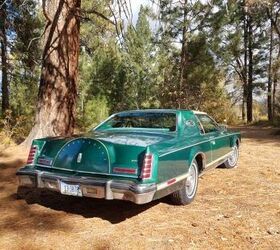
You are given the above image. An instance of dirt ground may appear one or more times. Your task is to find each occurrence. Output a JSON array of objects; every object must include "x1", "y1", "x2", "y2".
[{"x1": 0, "y1": 126, "x2": 279, "y2": 250}]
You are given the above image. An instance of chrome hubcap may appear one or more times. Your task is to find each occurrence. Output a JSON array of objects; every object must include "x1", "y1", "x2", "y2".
[
  {"x1": 185, "y1": 162, "x2": 197, "y2": 198},
  {"x1": 228, "y1": 146, "x2": 238, "y2": 166}
]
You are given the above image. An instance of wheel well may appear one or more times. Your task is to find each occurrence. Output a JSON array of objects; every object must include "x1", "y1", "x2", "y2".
[{"x1": 195, "y1": 154, "x2": 205, "y2": 173}]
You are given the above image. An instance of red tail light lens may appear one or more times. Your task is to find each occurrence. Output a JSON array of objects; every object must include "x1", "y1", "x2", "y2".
[
  {"x1": 141, "y1": 154, "x2": 153, "y2": 179},
  {"x1": 27, "y1": 146, "x2": 38, "y2": 165},
  {"x1": 113, "y1": 167, "x2": 137, "y2": 174}
]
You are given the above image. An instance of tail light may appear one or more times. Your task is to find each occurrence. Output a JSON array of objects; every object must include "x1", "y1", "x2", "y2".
[
  {"x1": 113, "y1": 167, "x2": 137, "y2": 174},
  {"x1": 140, "y1": 154, "x2": 153, "y2": 179},
  {"x1": 27, "y1": 145, "x2": 38, "y2": 165}
]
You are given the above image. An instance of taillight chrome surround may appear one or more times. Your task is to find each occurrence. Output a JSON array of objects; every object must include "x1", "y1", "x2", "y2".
[
  {"x1": 27, "y1": 145, "x2": 38, "y2": 165},
  {"x1": 140, "y1": 154, "x2": 153, "y2": 179}
]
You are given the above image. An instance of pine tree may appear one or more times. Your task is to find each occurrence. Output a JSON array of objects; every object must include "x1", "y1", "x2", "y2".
[
  {"x1": 124, "y1": 5, "x2": 158, "y2": 109},
  {"x1": 0, "y1": 0, "x2": 9, "y2": 114},
  {"x1": 25, "y1": 0, "x2": 81, "y2": 144}
]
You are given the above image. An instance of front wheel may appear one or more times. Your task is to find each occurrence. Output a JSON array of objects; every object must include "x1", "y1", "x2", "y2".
[
  {"x1": 223, "y1": 145, "x2": 239, "y2": 169},
  {"x1": 170, "y1": 159, "x2": 199, "y2": 205}
]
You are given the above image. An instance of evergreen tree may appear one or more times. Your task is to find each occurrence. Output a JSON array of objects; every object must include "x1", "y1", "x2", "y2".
[
  {"x1": 0, "y1": 0, "x2": 10, "y2": 114},
  {"x1": 25, "y1": 0, "x2": 81, "y2": 144},
  {"x1": 0, "y1": 0, "x2": 42, "y2": 116},
  {"x1": 123, "y1": 5, "x2": 159, "y2": 109}
]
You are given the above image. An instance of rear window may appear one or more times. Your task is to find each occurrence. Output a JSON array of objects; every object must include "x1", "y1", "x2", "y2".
[{"x1": 96, "y1": 112, "x2": 177, "y2": 131}]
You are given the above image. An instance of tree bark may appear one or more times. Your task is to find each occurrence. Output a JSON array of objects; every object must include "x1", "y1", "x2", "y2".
[
  {"x1": 242, "y1": 3, "x2": 248, "y2": 121},
  {"x1": 267, "y1": 9, "x2": 273, "y2": 121},
  {"x1": 272, "y1": 48, "x2": 280, "y2": 120},
  {"x1": 267, "y1": 3, "x2": 280, "y2": 122},
  {"x1": 246, "y1": 14, "x2": 253, "y2": 123},
  {"x1": 272, "y1": 73, "x2": 277, "y2": 119},
  {"x1": 0, "y1": 1, "x2": 9, "y2": 114},
  {"x1": 179, "y1": 0, "x2": 188, "y2": 109},
  {"x1": 24, "y1": 0, "x2": 81, "y2": 145}
]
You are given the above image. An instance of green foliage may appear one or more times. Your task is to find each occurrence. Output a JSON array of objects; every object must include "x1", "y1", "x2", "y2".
[
  {"x1": 0, "y1": 0, "x2": 42, "y2": 143},
  {"x1": 78, "y1": 3, "x2": 160, "y2": 117},
  {"x1": 76, "y1": 1, "x2": 243, "y2": 125},
  {"x1": 3, "y1": 0, "x2": 280, "y2": 144},
  {"x1": 76, "y1": 95, "x2": 109, "y2": 130},
  {"x1": 122, "y1": 6, "x2": 160, "y2": 109},
  {"x1": 9, "y1": 0, "x2": 42, "y2": 112}
]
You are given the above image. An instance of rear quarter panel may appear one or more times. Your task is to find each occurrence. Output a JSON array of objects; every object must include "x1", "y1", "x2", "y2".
[
  {"x1": 151, "y1": 123, "x2": 241, "y2": 185},
  {"x1": 152, "y1": 134, "x2": 214, "y2": 183}
]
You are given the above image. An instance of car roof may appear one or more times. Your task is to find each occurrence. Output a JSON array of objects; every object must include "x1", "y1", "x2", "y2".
[{"x1": 115, "y1": 109, "x2": 206, "y2": 115}]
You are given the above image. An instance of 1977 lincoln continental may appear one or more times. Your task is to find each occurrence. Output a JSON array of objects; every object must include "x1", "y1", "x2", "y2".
[{"x1": 17, "y1": 110, "x2": 241, "y2": 205}]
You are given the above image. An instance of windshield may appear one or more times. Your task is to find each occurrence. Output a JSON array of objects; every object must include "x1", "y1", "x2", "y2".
[{"x1": 96, "y1": 112, "x2": 177, "y2": 131}]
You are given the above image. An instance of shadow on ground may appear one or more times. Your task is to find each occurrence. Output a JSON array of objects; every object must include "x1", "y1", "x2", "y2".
[
  {"x1": 0, "y1": 150, "x2": 159, "y2": 227},
  {"x1": 230, "y1": 126, "x2": 280, "y2": 146},
  {"x1": 15, "y1": 189, "x2": 159, "y2": 224}
]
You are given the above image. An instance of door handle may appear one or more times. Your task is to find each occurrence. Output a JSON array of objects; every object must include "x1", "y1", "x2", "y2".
[{"x1": 209, "y1": 136, "x2": 216, "y2": 145}]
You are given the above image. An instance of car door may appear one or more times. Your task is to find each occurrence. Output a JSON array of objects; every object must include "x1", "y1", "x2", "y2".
[{"x1": 196, "y1": 114, "x2": 230, "y2": 163}]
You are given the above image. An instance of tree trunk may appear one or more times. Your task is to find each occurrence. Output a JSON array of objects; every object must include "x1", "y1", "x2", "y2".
[
  {"x1": 0, "y1": 1, "x2": 9, "y2": 114},
  {"x1": 242, "y1": 3, "x2": 248, "y2": 121},
  {"x1": 272, "y1": 73, "x2": 277, "y2": 120},
  {"x1": 178, "y1": 0, "x2": 188, "y2": 109},
  {"x1": 247, "y1": 15, "x2": 253, "y2": 123},
  {"x1": 269, "y1": 6, "x2": 280, "y2": 122},
  {"x1": 272, "y1": 48, "x2": 280, "y2": 120},
  {"x1": 267, "y1": 5, "x2": 273, "y2": 121},
  {"x1": 24, "y1": 0, "x2": 81, "y2": 145}
]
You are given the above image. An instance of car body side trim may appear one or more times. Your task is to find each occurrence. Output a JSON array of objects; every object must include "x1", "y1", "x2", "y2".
[
  {"x1": 156, "y1": 151, "x2": 232, "y2": 191},
  {"x1": 205, "y1": 151, "x2": 232, "y2": 168},
  {"x1": 157, "y1": 172, "x2": 189, "y2": 191}
]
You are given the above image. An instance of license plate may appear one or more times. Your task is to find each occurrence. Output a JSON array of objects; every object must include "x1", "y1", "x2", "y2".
[{"x1": 60, "y1": 181, "x2": 82, "y2": 196}]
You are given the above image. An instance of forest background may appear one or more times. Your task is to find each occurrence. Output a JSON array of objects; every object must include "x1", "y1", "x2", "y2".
[{"x1": 1, "y1": 0, "x2": 280, "y2": 146}]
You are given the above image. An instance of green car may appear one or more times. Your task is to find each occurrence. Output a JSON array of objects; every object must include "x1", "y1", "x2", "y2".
[{"x1": 17, "y1": 109, "x2": 241, "y2": 205}]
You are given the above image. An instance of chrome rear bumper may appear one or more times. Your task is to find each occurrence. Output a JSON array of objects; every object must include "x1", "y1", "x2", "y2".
[{"x1": 16, "y1": 167, "x2": 156, "y2": 204}]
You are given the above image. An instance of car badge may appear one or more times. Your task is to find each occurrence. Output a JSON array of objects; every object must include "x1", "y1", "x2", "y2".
[{"x1": 77, "y1": 153, "x2": 82, "y2": 163}]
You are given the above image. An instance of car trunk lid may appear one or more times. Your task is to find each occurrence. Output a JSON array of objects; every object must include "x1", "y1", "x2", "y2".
[{"x1": 34, "y1": 131, "x2": 174, "y2": 178}]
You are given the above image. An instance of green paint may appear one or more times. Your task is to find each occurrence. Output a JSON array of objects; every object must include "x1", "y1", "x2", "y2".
[{"x1": 27, "y1": 110, "x2": 241, "y2": 185}]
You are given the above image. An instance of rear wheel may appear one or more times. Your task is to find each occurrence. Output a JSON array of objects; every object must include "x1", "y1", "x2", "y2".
[
  {"x1": 223, "y1": 144, "x2": 239, "y2": 169},
  {"x1": 170, "y1": 159, "x2": 199, "y2": 205}
]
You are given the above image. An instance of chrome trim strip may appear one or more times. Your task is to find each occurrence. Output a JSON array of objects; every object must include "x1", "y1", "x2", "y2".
[
  {"x1": 93, "y1": 113, "x2": 116, "y2": 130},
  {"x1": 157, "y1": 172, "x2": 189, "y2": 191},
  {"x1": 36, "y1": 164, "x2": 138, "y2": 179},
  {"x1": 205, "y1": 151, "x2": 232, "y2": 168},
  {"x1": 192, "y1": 110, "x2": 207, "y2": 115}
]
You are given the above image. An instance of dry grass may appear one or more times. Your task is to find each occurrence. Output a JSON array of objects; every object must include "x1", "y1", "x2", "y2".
[{"x1": 0, "y1": 127, "x2": 279, "y2": 250}]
